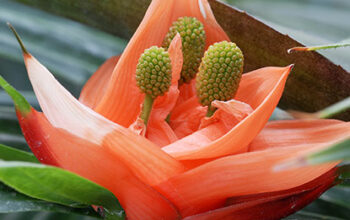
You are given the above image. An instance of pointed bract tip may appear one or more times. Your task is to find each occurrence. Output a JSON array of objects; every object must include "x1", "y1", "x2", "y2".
[
  {"x1": 288, "y1": 64, "x2": 295, "y2": 71},
  {"x1": 288, "y1": 47, "x2": 309, "y2": 53},
  {"x1": 0, "y1": 75, "x2": 31, "y2": 115},
  {"x1": 7, "y1": 22, "x2": 29, "y2": 55}
]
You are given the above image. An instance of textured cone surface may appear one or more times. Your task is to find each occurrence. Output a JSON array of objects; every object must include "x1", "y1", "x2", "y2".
[
  {"x1": 162, "y1": 17, "x2": 206, "y2": 84},
  {"x1": 196, "y1": 41, "x2": 244, "y2": 106},
  {"x1": 136, "y1": 46, "x2": 172, "y2": 99}
]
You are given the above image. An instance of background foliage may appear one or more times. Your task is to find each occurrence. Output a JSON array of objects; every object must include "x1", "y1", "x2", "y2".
[{"x1": 0, "y1": 0, "x2": 349, "y2": 219}]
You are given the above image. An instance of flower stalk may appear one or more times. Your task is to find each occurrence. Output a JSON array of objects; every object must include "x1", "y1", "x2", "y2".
[{"x1": 140, "y1": 94, "x2": 155, "y2": 125}]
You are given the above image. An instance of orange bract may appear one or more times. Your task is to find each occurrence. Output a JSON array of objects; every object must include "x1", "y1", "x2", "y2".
[
  {"x1": 18, "y1": 109, "x2": 180, "y2": 220},
  {"x1": 79, "y1": 55, "x2": 120, "y2": 109},
  {"x1": 8, "y1": 0, "x2": 350, "y2": 220},
  {"x1": 163, "y1": 66, "x2": 293, "y2": 160},
  {"x1": 249, "y1": 119, "x2": 350, "y2": 152}
]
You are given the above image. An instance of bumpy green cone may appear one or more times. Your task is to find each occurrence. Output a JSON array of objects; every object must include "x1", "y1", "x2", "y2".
[
  {"x1": 136, "y1": 46, "x2": 172, "y2": 99},
  {"x1": 196, "y1": 41, "x2": 244, "y2": 108},
  {"x1": 163, "y1": 17, "x2": 206, "y2": 84}
]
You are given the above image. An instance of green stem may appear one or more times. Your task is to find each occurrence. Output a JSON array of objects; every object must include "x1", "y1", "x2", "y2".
[
  {"x1": 318, "y1": 97, "x2": 350, "y2": 119},
  {"x1": 140, "y1": 94, "x2": 154, "y2": 126},
  {"x1": 206, "y1": 104, "x2": 217, "y2": 117}
]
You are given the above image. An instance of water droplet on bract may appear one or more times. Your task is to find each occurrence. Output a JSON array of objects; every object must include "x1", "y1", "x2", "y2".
[{"x1": 33, "y1": 141, "x2": 42, "y2": 147}]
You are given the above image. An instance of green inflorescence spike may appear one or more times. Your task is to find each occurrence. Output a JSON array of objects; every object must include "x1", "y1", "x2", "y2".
[
  {"x1": 136, "y1": 46, "x2": 172, "y2": 99},
  {"x1": 162, "y1": 17, "x2": 206, "y2": 84},
  {"x1": 196, "y1": 41, "x2": 244, "y2": 109},
  {"x1": 136, "y1": 46, "x2": 172, "y2": 125},
  {"x1": 0, "y1": 75, "x2": 31, "y2": 115}
]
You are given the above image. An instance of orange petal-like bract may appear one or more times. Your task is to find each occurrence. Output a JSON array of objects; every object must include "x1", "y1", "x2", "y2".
[
  {"x1": 18, "y1": 108, "x2": 180, "y2": 219},
  {"x1": 5, "y1": 0, "x2": 349, "y2": 219},
  {"x1": 249, "y1": 119, "x2": 350, "y2": 152},
  {"x1": 163, "y1": 66, "x2": 293, "y2": 160},
  {"x1": 156, "y1": 144, "x2": 338, "y2": 216},
  {"x1": 23, "y1": 52, "x2": 184, "y2": 186},
  {"x1": 79, "y1": 55, "x2": 120, "y2": 109},
  {"x1": 184, "y1": 167, "x2": 338, "y2": 220}
]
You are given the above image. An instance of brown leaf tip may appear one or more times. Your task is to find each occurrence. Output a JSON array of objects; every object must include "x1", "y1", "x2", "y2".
[{"x1": 7, "y1": 22, "x2": 29, "y2": 54}]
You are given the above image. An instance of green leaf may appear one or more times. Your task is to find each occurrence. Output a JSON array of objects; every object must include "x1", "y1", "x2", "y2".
[
  {"x1": 0, "y1": 212, "x2": 100, "y2": 220},
  {"x1": 285, "y1": 185, "x2": 350, "y2": 219},
  {"x1": 0, "y1": 182, "x2": 100, "y2": 218},
  {"x1": 318, "y1": 97, "x2": 350, "y2": 119},
  {"x1": 292, "y1": 199, "x2": 350, "y2": 220},
  {"x1": 319, "y1": 185, "x2": 350, "y2": 209},
  {"x1": 0, "y1": 161, "x2": 124, "y2": 219},
  {"x1": 0, "y1": 144, "x2": 38, "y2": 163},
  {"x1": 308, "y1": 139, "x2": 350, "y2": 164},
  {"x1": 285, "y1": 210, "x2": 346, "y2": 220},
  {"x1": 338, "y1": 164, "x2": 350, "y2": 181},
  {"x1": 0, "y1": 75, "x2": 34, "y2": 151},
  {"x1": 13, "y1": 0, "x2": 350, "y2": 120},
  {"x1": 0, "y1": 75, "x2": 30, "y2": 115}
]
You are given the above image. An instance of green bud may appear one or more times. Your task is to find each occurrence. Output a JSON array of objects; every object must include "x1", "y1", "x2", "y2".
[
  {"x1": 163, "y1": 17, "x2": 206, "y2": 84},
  {"x1": 136, "y1": 46, "x2": 172, "y2": 99},
  {"x1": 196, "y1": 41, "x2": 244, "y2": 107}
]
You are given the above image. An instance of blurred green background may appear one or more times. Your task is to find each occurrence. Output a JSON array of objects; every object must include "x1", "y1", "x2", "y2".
[{"x1": 0, "y1": 0, "x2": 349, "y2": 219}]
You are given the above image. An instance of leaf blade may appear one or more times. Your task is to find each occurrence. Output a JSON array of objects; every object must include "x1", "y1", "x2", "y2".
[
  {"x1": 0, "y1": 182, "x2": 100, "y2": 218},
  {"x1": 0, "y1": 144, "x2": 38, "y2": 163},
  {"x1": 0, "y1": 161, "x2": 124, "y2": 219}
]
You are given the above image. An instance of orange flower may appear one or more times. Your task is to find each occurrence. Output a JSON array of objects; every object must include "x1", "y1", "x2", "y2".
[{"x1": 5, "y1": 0, "x2": 350, "y2": 219}]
